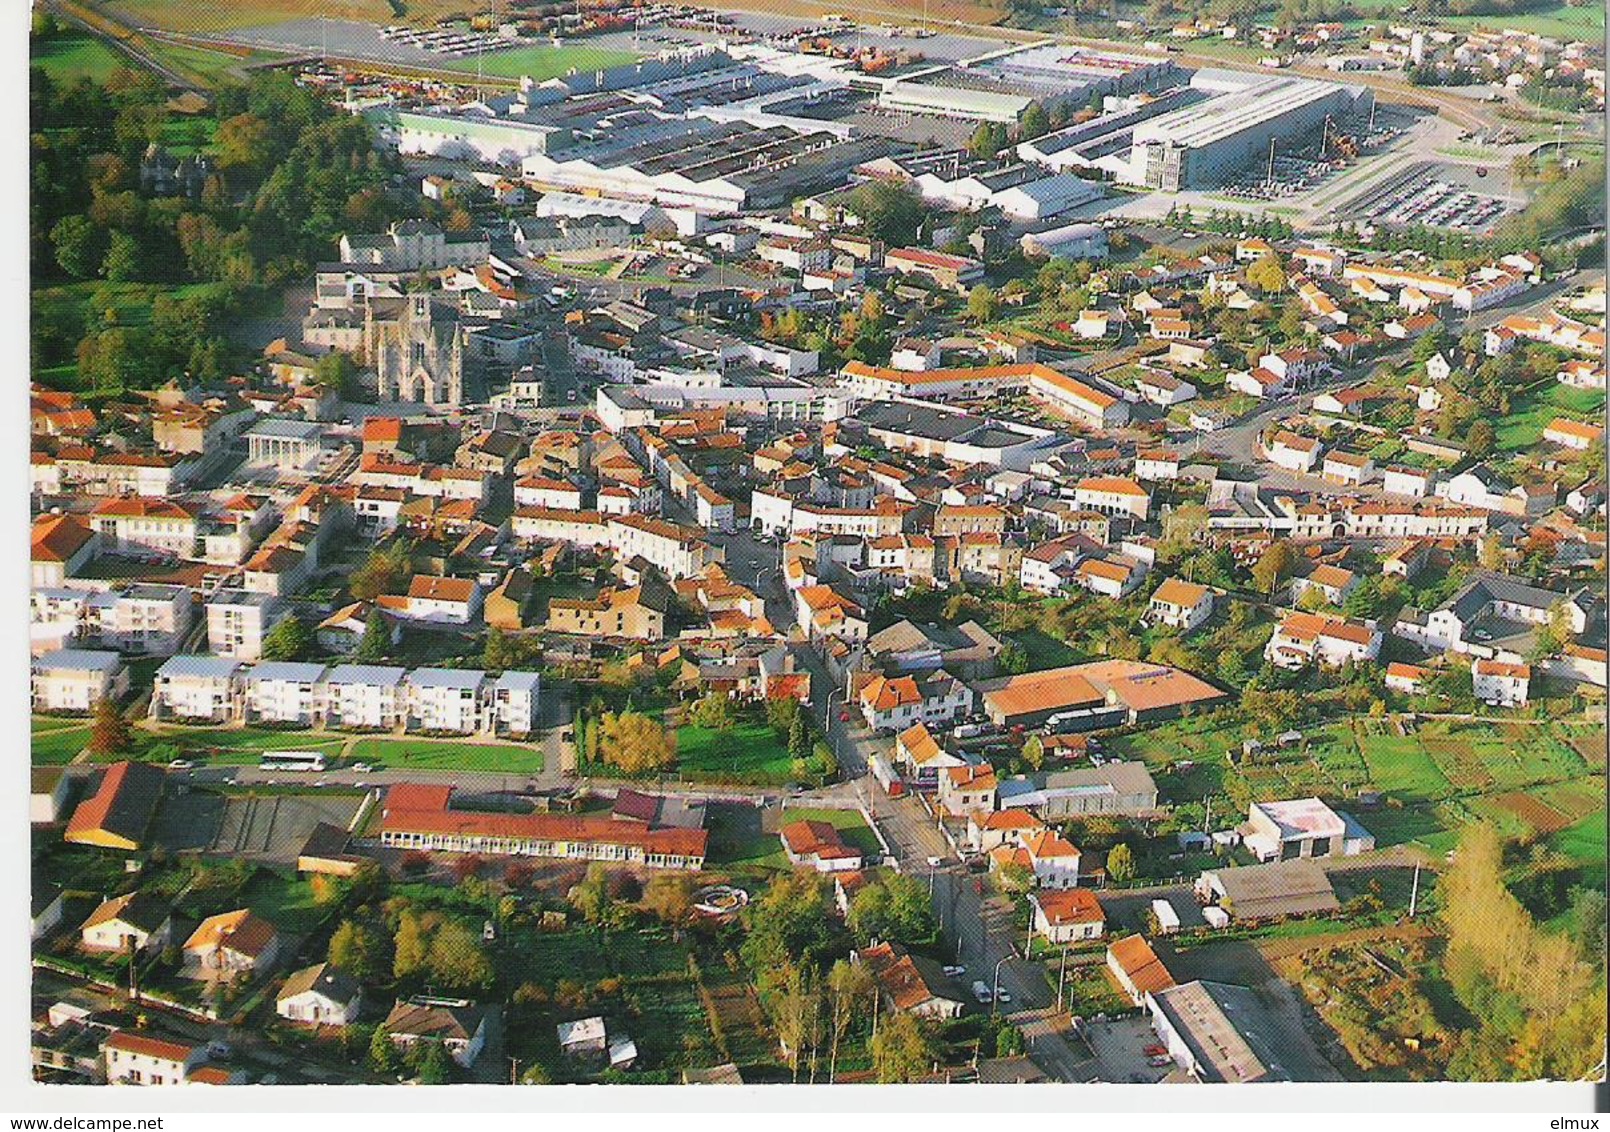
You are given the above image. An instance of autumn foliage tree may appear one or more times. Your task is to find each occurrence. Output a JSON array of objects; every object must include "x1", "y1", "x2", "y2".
[
  {"x1": 598, "y1": 710, "x2": 676, "y2": 774},
  {"x1": 88, "y1": 698, "x2": 130, "y2": 757}
]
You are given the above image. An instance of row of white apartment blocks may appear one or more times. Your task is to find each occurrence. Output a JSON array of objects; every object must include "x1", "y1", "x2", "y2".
[
  {"x1": 31, "y1": 583, "x2": 194, "y2": 657},
  {"x1": 148, "y1": 656, "x2": 541, "y2": 737},
  {"x1": 509, "y1": 508, "x2": 722, "y2": 580}
]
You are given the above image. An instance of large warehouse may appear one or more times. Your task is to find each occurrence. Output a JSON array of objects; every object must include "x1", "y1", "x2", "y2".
[
  {"x1": 879, "y1": 44, "x2": 1177, "y2": 124},
  {"x1": 1125, "y1": 72, "x2": 1372, "y2": 191},
  {"x1": 520, "y1": 119, "x2": 887, "y2": 212}
]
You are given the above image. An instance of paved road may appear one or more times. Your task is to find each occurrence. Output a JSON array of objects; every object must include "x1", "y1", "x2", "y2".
[{"x1": 1201, "y1": 267, "x2": 1605, "y2": 475}]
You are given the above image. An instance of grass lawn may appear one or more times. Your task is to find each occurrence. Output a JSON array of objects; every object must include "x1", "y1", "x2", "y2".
[
  {"x1": 1357, "y1": 734, "x2": 1454, "y2": 801},
  {"x1": 434, "y1": 43, "x2": 642, "y2": 81},
  {"x1": 32, "y1": 727, "x2": 91, "y2": 765},
  {"x1": 1550, "y1": 806, "x2": 1607, "y2": 887},
  {"x1": 1005, "y1": 627, "x2": 1082, "y2": 671},
  {"x1": 1496, "y1": 382, "x2": 1607, "y2": 453},
  {"x1": 779, "y1": 806, "x2": 881, "y2": 858},
  {"x1": 31, "y1": 31, "x2": 135, "y2": 83},
  {"x1": 346, "y1": 736, "x2": 544, "y2": 774},
  {"x1": 675, "y1": 722, "x2": 793, "y2": 785},
  {"x1": 238, "y1": 870, "x2": 329, "y2": 934},
  {"x1": 141, "y1": 40, "x2": 270, "y2": 87}
]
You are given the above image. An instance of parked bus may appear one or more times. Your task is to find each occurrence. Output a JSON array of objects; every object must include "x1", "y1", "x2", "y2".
[{"x1": 259, "y1": 750, "x2": 328, "y2": 773}]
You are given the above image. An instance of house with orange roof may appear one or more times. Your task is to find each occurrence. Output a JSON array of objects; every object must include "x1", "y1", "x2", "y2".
[
  {"x1": 1265, "y1": 611, "x2": 1381, "y2": 670},
  {"x1": 938, "y1": 764, "x2": 998, "y2": 817},
  {"x1": 102, "y1": 1030, "x2": 215, "y2": 1086},
  {"x1": 779, "y1": 819, "x2": 864, "y2": 874},
  {"x1": 1148, "y1": 578, "x2": 1214, "y2": 631},
  {"x1": 181, "y1": 910, "x2": 282, "y2": 979},
  {"x1": 1074, "y1": 476, "x2": 1150, "y2": 520},
  {"x1": 31, "y1": 514, "x2": 98, "y2": 587},
  {"x1": 1032, "y1": 888, "x2": 1106, "y2": 943},
  {"x1": 794, "y1": 585, "x2": 868, "y2": 644},
  {"x1": 967, "y1": 808, "x2": 1046, "y2": 854},
  {"x1": 1107, "y1": 935, "x2": 1176, "y2": 1006},
  {"x1": 1384, "y1": 660, "x2": 1431, "y2": 695},
  {"x1": 891, "y1": 720, "x2": 970, "y2": 789},
  {"x1": 381, "y1": 575, "x2": 483, "y2": 625},
  {"x1": 856, "y1": 941, "x2": 967, "y2": 1020},
  {"x1": 1472, "y1": 657, "x2": 1530, "y2": 707},
  {"x1": 1073, "y1": 554, "x2": 1145, "y2": 599},
  {"x1": 1543, "y1": 417, "x2": 1603, "y2": 452}
]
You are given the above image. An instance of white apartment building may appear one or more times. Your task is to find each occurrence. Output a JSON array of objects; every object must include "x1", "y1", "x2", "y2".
[
  {"x1": 31, "y1": 649, "x2": 128, "y2": 713},
  {"x1": 95, "y1": 584, "x2": 193, "y2": 654},
  {"x1": 407, "y1": 669, "x2": 489, "y2": 735},
  {"x1": 243, "y1": 662, "x2": 330, "y2": 726},
  {"x1": 324, "y1": 665, "x2": 409, "y2": 730},
  {"x1": 150, "y1": 656, "x2": 245, "y2": 722},
  {"x1": 206, "y1": 590, "x2": 289, "y2": 661},
  {"x1": 491, "y1": 670, "x2": 541, "y2": 737}
]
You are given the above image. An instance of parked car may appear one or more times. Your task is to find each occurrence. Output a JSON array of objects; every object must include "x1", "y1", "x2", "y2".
[
  {"x1": 995, "y1": 990, "x2": 1013, "y2": 1005},
  {"x1": 972, "y1": 981, "x2": 992, "y2": 1004},
  {"x1": 350, "y1": 763, "x2": 374, "y2": 773},
  {"x1": 167, "y1": 759, "x2": 195, "y2": 771},
  {"x1": 943, "y1": 965, "x2": 966, "y2": 978}
]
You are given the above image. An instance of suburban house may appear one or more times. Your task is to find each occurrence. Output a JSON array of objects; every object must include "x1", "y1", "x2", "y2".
[
  {"x1": 1146, "y1": 578, "x2": 1213, "y2": 632},
  {"x1": 938, "y1": 764, "x2": 998, "y2": 818},
  {"x1": 1472, "y1": 658, "x2": 1531, "y2": 707},
  {"x1": 989, "y1": 827, "x2": 1081, "y2": 889},
  {"x1": 181, "y1": 909, "x2": 282, "y2": 979},
  {"x1": 856, "y1": 942, "x2": 967, "y2": 1019},
  {"x1": 102, "y1": 1032, "x2": 210, "y2": 1087},
  {"x1": 779, "y1": 819, "x2": 865, "y2": 873},
  {"x1": 1107, "y1": 935, "x2": 1176, "y2": 1006},
  {"x1": 893, "y1": 723, "x2": 969, "y2": 790},
  {"x1": 857, "y1": 670, "x2": 974, "y2": 734},
  {"x1": 1265, "y1": 612, "x2": 1381, "y2": 670},
  {"x1": 276, "y1": 963, "x2": 363, "y2": 1027},
  {"x1": 1031, "y1": 888, "x2": 1106, "y2": 944},
  {"x1": 79, "y1": 892, "x2": 173, "y2": 954},
  {"x1": 384, "y1": 999, "x2": 490, "y2": 1069}
]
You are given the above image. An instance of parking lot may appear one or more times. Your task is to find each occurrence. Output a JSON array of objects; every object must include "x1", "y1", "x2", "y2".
[
  {"x1": 1081, "y1": 1014, "x2": 1184, "y2": 1084},
  {"x1": 1343, "y1": 160, "x2": 1519, "y2": 233}
]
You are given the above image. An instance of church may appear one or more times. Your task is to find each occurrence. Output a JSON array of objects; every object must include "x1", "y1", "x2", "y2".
[{"x1": 365, "y1": 294, "x2": 465, "y2": 407}]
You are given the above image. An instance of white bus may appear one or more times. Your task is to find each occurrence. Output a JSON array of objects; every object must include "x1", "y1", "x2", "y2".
[{"x1": 259, "y1": 750, "x2": 328, "y2": 773}]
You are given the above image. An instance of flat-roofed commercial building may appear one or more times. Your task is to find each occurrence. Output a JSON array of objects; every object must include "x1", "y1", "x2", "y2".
[{"x1": 1127, "y1": 73, "x2": 1372, "y2": 191}]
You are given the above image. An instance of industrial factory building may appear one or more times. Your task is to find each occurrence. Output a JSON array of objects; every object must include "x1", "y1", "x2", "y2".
[
  {"x1": 878, "y1": 44, "x2": 1177, "y2": 124},
  {"x1": 1124, "y1": 72, "x2": 1372, "y2": 191},
  {"x1": 520, "y1": 119, "x2": 887, "y2": 213}
]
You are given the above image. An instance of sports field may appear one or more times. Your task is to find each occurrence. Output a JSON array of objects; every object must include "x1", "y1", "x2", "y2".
[{"x1": 31, "y1": 30, "x2": 133, "y2": 83}]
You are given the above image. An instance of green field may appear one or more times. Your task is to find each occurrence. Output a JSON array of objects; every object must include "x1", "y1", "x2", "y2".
[
  {"x1": 1496, "y1": 382, "x2": 1606, "y2": 453},
  {"x1": 433, "y1": 43, "x2": 642, "y2": 81},
  {"x1": 346, "y1": 736, "x2": 545, "y2": 774},
  {"x1": 141, "y1": 40, "x2": 285, "y2": 86},
  {"x1": 1551, "y1": 806, "x2": 1607, "y2": 887},
  {"x1": 31, "y1": 30, "x2": 134, "y2": 83},
  {"x1": 32, "y1": 727, "x2": 92, "y2": 765},
  {"x1": 674, "y1": 722, "x2": 794, "y2": 785}
]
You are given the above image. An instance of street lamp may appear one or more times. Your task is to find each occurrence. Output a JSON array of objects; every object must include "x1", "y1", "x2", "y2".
[{"x1": 991, "y1": 955, "x2": 1011, "y2": 1018}]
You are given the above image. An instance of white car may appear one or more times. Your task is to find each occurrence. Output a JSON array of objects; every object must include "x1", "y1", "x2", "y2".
[
  {"x1": 167, "y1": 759, "x2": 195, "y2": 771},
  {"x1": 995, "y1": 990, "x2": 1013, "y2": 1005},
  {"x1": 350, "y1": 763, "x2": 374, "y2": 773}
]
